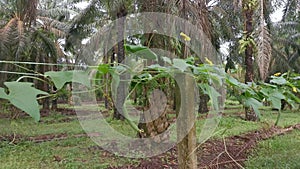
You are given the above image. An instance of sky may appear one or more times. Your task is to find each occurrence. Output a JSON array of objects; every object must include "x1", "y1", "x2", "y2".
[
  {"x1": 74, "y1": 1, "x2": 90, "y2": 9},
  {"x1": 271, "y1": 7, "x2": 284, "y2": 22}
]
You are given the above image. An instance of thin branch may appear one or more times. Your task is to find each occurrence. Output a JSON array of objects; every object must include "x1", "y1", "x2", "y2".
[{"x1": 223, "y1": 137, "x2": 245, "y2": 169}]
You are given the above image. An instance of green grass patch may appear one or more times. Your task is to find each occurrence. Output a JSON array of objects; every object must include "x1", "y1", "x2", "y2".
[
  {"x1": 0, "y1": 116, "x2": 84, "y2": 137},
  {"x1": 245, "y1": 130, "x2": 300, "y2": 169},
  {"x1": 204, "y1": 109, "x2": 300, "y2": 139},
  {"x1": 0, "y1": 137, "x2": 139, "y2": 169}
]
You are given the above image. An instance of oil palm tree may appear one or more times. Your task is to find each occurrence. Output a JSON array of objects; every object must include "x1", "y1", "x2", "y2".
[
  {"x1": 66, "y1": 0, "x2": 138, "y2": 120},
  {"x1": 0, "y1": 0, "x2": 78, "y2": 110},
  {"x1": 211, "y1": 0, "x2": 275, "y2": 121},
  {"x1": 270, "y1": 0, "x2": 300, "y2": 74}
]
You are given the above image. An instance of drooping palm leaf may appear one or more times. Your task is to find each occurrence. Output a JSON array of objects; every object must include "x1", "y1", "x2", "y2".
[{"x1": 256, "y1": 0, "x2": 272, "y2": 81}]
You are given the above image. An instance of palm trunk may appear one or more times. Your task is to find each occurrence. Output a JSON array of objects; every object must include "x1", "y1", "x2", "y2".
[
  {"x1": 113, "y1": 4, "x2": 127, "y2": 120},
  {"x1": 243, "y1": 1, "x2": 258, "y2": 121},
  {"x1": 51, "y1": 65, "x2": 58, "y2": 110},
  {"x1": 198, "y1": 93, "x2": 210, "y2": 113},
  {"x1": 40, "y1": 55, "x2": 50, "y2": 112},
  {"x1": 137, "y1": 0, "x2": 171, "y2": 140},
  {"x1": 0, "y1": 63, "x2": 9, "y2": 87},
  {"x1": 196, "y1": 0, "x2": 212, "y2": 114}
]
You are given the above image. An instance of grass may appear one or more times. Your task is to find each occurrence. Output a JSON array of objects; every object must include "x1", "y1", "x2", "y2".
[
  {"x1": 0, "y1": 137, "x2": 140, "y2": 169},
  {"x1": 0, "y1": 103, "x2": 299, "y2": 168},
  {"x1": 0, "y1": 114, "x2": 84, "y2": 136},
  {"x1": 245, "y1": 130, "x2": 300, "y2": 169},
  {"x1": 196, "y1": 108, "x2": 300, "y2": 140}
]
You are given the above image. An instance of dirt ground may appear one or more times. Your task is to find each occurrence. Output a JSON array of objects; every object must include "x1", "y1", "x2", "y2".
[{"x1": 109, "y1": 124, "x2": 300, "y2": 169}]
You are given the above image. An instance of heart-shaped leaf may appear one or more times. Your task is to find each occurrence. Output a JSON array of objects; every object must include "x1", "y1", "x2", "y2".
[
  {"x1": 45, "y1": 70, "x2": 91, "y2": 90},
  {"x1": 0, "y1": 82, "x2": 48, "y2": 122}
]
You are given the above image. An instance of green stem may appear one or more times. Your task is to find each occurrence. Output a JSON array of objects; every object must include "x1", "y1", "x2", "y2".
[
  {"x1": 275, "y1": 110, "x2": 281, "y2": 126},
  {"x1": 16, "y1": 76, "x2": 48, "y2": 83},
  {"x1": 123, "y1": 82, "x2": 144, "y2": 133},
  {"x1": 123, "y1": 107, "x2": 144, "y2": 133}
]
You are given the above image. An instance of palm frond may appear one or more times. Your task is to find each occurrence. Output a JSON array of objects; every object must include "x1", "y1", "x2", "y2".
[
  {"x1": 55, "y1": 41, "x2": 65, "y2": 58},
  {"x1": 233, "y1": 0, "x2": 243, "y2": 11},
  {"x1": 210, "y1": 6, "x2": 236, "y2": 40},
  {"x1": 288, "y1": 50, "x2": 299, "y2": 63},
  {"x1": 78, "y1": 22, "x2": 116, "y2": 65},
  {"x1": 27, "y1": 0, "x2": 38, "y2": 25},
  {"x1": 282, "y1": 0, "x2": 299, "y2": 21},
  {"x1": 275, "y1": 21, "x2": 299, "y2": 30},
  {"x1": 282, "y1": 0, "x2": 292, "y2": 21},
  {"x1": 38, "y1": 8, "x2": 79, "y2": 20},
  {"x1": 34, "y1": 29, "x2": 58, "y2": 60},
  {"x1": 16, "y1": 19, "x2": 27, "y2": 58},
  {"x1": 257, "y1": 26, "x2": 272, "y2": 81},
  {"x1": 1, "y1": 18, "x2": 18, "y2": 44},
  {"x1": 37, "y1": 16, "x2": 71, "y2": 37},
  {"x1": 184, "y1": 1, "x2": 212, "y2": 40},
  {"x1": 290, "y1": 33, "x2": 300, "y2": 40},
  {"x1": 270, "y1": 47, "x2": 295, "y2": 74},
  {"x1": 274, "y1": 38, "x2": 300, "y2": 49},
  {"x1": 66, "y1": 0, "x2": 105, "y2": 51},
  {"x1": 256, "y1": 0, "x2": 272, "y2": 81}
]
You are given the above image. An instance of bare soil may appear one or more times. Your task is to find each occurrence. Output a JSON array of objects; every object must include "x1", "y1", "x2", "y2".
[{"x1": 109, "y1": 124, "x2": 300, "y2": 169}]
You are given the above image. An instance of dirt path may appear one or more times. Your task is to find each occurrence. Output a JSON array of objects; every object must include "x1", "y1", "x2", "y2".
[{"x1": 110, "y1": 124, "x2": 300, "y2": 169}]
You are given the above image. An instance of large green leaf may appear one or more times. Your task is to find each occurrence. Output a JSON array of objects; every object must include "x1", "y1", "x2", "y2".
[
  {"x1": 162, "y1": 57, "x2": 172, "y2": 65},
  {"x1": 269, "y1": 91, "x2": 285, "y2": 110},
  {"x1": 285, "y1": 90, "x2": 300, "y2": 103},
  {"x1": 261, "y1": 87, "x2": 289, "y2": 110},
  {"x1": 97, "y1": 64, "x2": 110, "y2": 74},
  {"x1": 125, "y1": 44, "x2": 148, "y2": 53},
  {"x1": 199, "y1": 84, "x2": 221, "y2": 111},
  {"x1": 226, "y1": 75, "x2": 248, "y2": 89},
  {"x1": 125, "y1": 44, "x2": 157, "y2": 60},
  {"x1": 0, "y1": 82, "x2": 48, "y2": 122},
  {"x1": 173, "y1": 59, "x2": 188, "y2": 72},
  {"x1": 45, "y1": 70, "x2": 91, "y2": 90},
  {"x1": 0, "y1": 88, "x2": 9, "y2": 100},
  {"x1": 260, "y1": 88, "x2": 272, "y2": 96},
  {"x1": 244, "y1": 98, "x2": 263, "y2": 117},
  {"x1": 111, "y1": 72, "x2": 120, "y2": 101},
  {"x1": 226, "y1": 75, "x2": 240, "y2": 86},
  {"x1": 270, "y1": 76, "x2": 288, "y2": 85}
]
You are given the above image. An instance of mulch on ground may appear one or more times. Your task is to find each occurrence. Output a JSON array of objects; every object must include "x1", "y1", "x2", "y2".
[{"x1": 109, "y1": 124, "x2": 300, "y2": 169}]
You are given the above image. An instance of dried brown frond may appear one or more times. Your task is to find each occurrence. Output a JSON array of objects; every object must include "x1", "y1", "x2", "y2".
[
  {"x1": 256, "y1": 0, "x2": 272, "y2": 81},
  {"x1": 48, "y1": 27, "x2": 66, "y2": 38},
  {"x1": 257, "y1": 26, "x2": 272, "y2": 81},
  {"x1": 1, "y1": 18, "x2": 18, "y2": 43},
  {"x1": 37, "y1": 16, "x2": 70, "y2": 38},
  {"x1": 179, "y1": 0, "x2": 212, "y2": 41},
  {"x1": 55, "y1": 41, "x2": 65, "y2": 59},
  {"x1": 16, "y1": 19, "x2": 26, "y2": 57}
]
